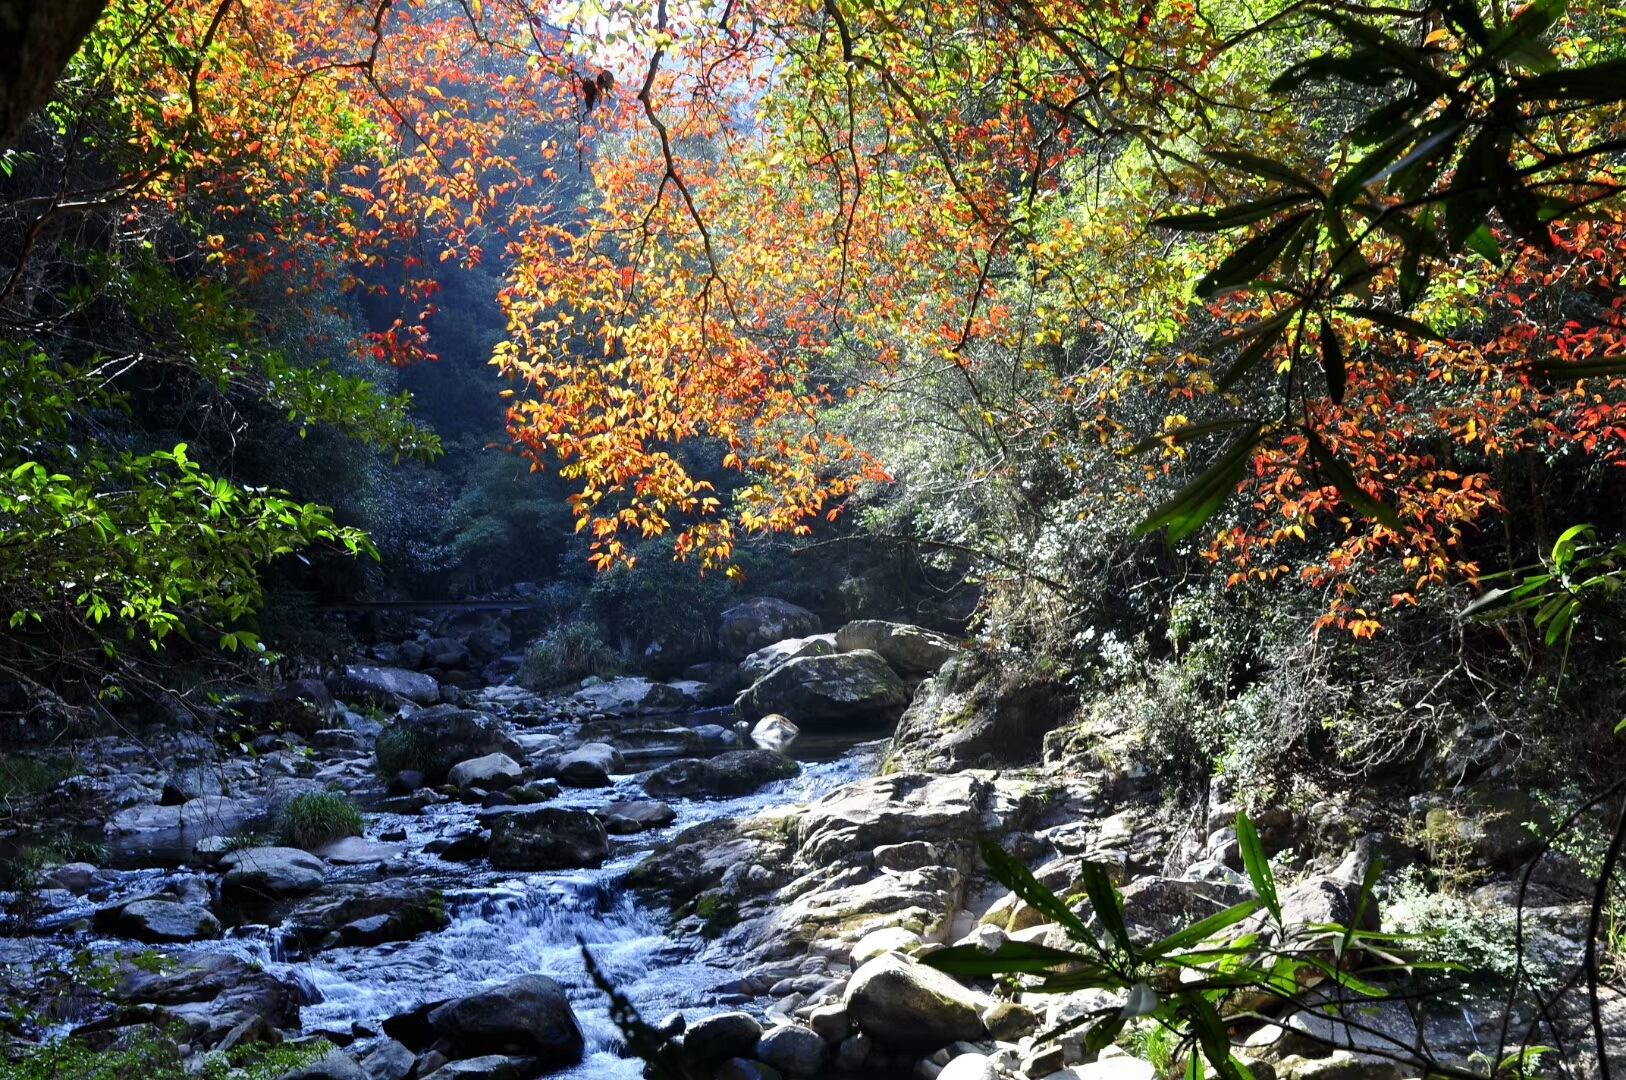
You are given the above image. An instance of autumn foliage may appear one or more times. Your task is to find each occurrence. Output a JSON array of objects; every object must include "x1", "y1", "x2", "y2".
[{"x1": 50, "y1": 0, "x2": 1626, "y2": 633}]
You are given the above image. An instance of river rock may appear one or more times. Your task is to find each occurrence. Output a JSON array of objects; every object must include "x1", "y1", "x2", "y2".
[
  {"x1": 643, "y1": 749, "x2": 799, "y2": 799},
  {"x1": 750, "y1": 714, "x2": 800, "y2": 752},
  {"x1": 756, "y1": 1023, "x2": 828, "y2": 1077},
  {"x1": 448, "y1": 753, "x2": 524, "y2": 790},
  {"x1": 734, "y1": 650, "x2": 909, "y2": 727},
  {"x1": 121, "y1": 953, "x2": 304, "y2": 1045},
  {"x1": 938, "y1": 1054, "x2": 999, "y2": 1080},
  {"x1": 834, "y1": 620, "x2": 962, "y2": 674},
  {"x1": 426, "y1": 975, "x2": 584, "y2": 1065},
  {"x1": 417, "y1": 1057, "x2": 537, "y2": 1080},
  {"x1": 221, "y1": 846, "x2": 329, "y2": 898},
  {"x1": 48, "y1": 862, "x2": 99, "y2": 893},
  {"x1": 378, "y1": 707, "x2": 522, "y2": 784},
  {"x1": 740, "y1": 635, "x2": 836, "y2": 682},
  {"x1": 329, "y1": 665, "x2": 441, "y2": 705},
  {"x1": 715, "y1": 1060, "x2": 783, "y2": 1080},
  {"x1": 595, "y1": 799, "x2": 677, "y2": 834},
  {"x1": 798, "y1": 772, "x2": 990, "y2": 864},
  {"x1": 226, "y1": 679, "x2": 336, "y2": 738},
  {"x1": 571, "y1": 676, "x2": 691, "y2": 716},
  {"x1": 887, "y1": 656, "x2": 1075, "y2": 772},
  {"x1": 103, "y1": 899, "x2": 222, "y2": 944},
  {"x1": 550, "y1": 742, "x2": 623, "y2": 787},
  {"x1": 683, "y1": 1011, "x2": 762, "y2": 1068},
  {"x1": 316, "y1": 836, "x2": 406, "y2": 865},
  {"x1": 720, "y1": 598, "x2": 822, "y2": 659},
  {"x1": 605, "y1": 726, "x2": 707, "y2": 760},
  {"x1": 850, "y1": 927, "x2": 927, "y2": 967},
  {"x1": 107, "y1": 795, "x2": 252, "y2": 835},
  {"x1": 285, "y1": 880, "x2": 447, "y2": 950},
  {"x1": 843, "y1": 953, "x2": 985, "y2": 1053},
  {"x1": 488, "y1": 807, "x2": 609, "y2": 870},
  {"x1": 161, "y1": 763, "x2": 228, "y2": 804},
  {"x1": 361, "y1": 1039, "x2": 415, "y2": 1080},
  {"x1": 279, "y1": 1049, "x2": 369, "y2": 1080}
]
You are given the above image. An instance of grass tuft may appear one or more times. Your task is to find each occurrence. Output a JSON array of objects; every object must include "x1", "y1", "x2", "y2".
[{"x1": 278, "y1": 792, "x2": 362, "y2": 850}]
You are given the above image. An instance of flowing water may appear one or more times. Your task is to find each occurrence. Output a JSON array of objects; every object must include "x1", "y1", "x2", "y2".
[{"x1": 60, "y1": 734, "x2": 883, "y2": 1078}]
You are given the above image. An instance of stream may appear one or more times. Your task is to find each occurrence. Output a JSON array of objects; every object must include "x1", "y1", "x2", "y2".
[{"x1": 31, "y1": 713, "x2": 885, "y2": 1079}]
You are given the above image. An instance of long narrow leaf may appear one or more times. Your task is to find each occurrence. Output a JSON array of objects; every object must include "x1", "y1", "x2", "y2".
[
  {"x1": 1080, "y1": 862, "x2": 1133, "y2": 956},
  {"x1": 978, "y1": 839, "x2": 1096, "y2": 946},
  {"x1": 1304, "y1": 426, "x2": 1404, "y2": 531},
  {"x1": 1146, "y1": 898, "x2": 1265, "y2": 957},
  {"x1": 1134, "y1": 424, "x2": 1266, "y2": 542},
  {"x1": 1236, "y1": 813, "x2": 1281, "y2": 922},
  {"x1": 923, "y1": 940, "x2": 1088, "y2": 977}
]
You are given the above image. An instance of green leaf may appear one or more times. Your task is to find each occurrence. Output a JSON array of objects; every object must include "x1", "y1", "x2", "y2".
[
  {"x1": 1319, "y1": 317, "x2": 1346, "y2": 405},
  {"x1": 924, "y1": 941, "x2": 1088, "y2": 976},
  {"x1": 1303, "y1": 426, "x2": 1404, "y2": 531},
  {"x1": 1517, "y1": 57, "x2": 1626, "y2": 103},
  {"x1": 1080, "y1": 862, "x2": 1132, "y2": 955},
  {"x1": 1335, "y1": 306, "x2": 1446, "y2": 342},
  {"x1": 1217, "y1": 309, "x2": 1298, "y2": 392},
  {"x1": 1145, "y1": 899, "x2": 1265, "y2": 957},
  {"x1": 1196, "y1": 212, "x2": 1315, "y2": 298},
  {"x1": 1152, "y1": 193, "x2": 1318, "y2": 233},
  {"x1": 978, "y1": 840, "x2": 1095, "y2": 945},
  {"x1": 1134, "y1": 424, "x2": 1266, "y2": 542},
  {"x1": 1128, "y1": 418, "x2": 1263, "y2": 455},
  {"x1": 1236, "y1": 813, "x2": 1281, "y2": 922},
  {"x1": 1207, "y1": 150, "x2": 1325, "y2": 197}
]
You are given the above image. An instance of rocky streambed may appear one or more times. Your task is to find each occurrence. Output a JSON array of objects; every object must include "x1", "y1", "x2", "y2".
[{"x1": 3, "y1": 601, "x2": 1624, "y2": 1080}]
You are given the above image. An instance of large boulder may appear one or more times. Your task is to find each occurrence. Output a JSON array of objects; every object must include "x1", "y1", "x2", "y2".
[
  {"x1": 750, "y1": 714, "x2": 800, "y2": 752},
  {"x1": 719, "y1": 598, "x2": 822, "y2": 659},
  {"x1": 643, "y1": 749, "x2": 799, "y2": 800},
  {"x1": 488, "y1": 808, "x2": 610, "y2": 870},
  {"x1": 120, "y1": 953, "x2": 304, "y2": 1046},
  {"x1": 96, "y1": 898, "x2": 221, "y2": 943},
  {"x1": 328, "y1": 665, "x2": 441, "y2": 705},
  {"x1": 225, "y1": 678, "x2": 336, "y2": 738},
  {"x1": 426, "y1": 975, "x2": 584, "y2": 1065},
  {"x1": 549, "y1": 742, "x2": 623, "y2": 788},
  {"x1": 376, "y1": 707, "x2": 522, "y2": 784},
  {"x1": 887, "y1": 655, "x2": 1075, "y2": 772},
  {"x1": 285, "y1": 880, "x2": 448, "y2": 951},
  {"x1": 220, "y1": 847, "x2": 329, "y2": 899},
  {"x1": 755, "y1": 1024, "x2": 828, "y2": 1077},
  {"x1": 605, "y1": 726, "x2": 707, "y2": 761},
  {"x1": 835, "y1": 621, "x2": 962, "y2": 674},
  {"x1": 570, "y1": 677, "x2": 691, "y2": 717},
  {"x1": 682, "y1": 1012, "x2": 762, "y2": 1070},
  {"x1": 844, "y1": 953, "x2": 986, "y2": 1053},
  {"x1": 739, "y1": 635, "x2": 836, "y2": 683},
  {"x1": 595, "y1": 800, "x2": 677, "y2": 835},
  {"x1": 734, "y1": 650, "x2": 909, "y2": 727},
  {"x1": 448, "y1": 753, "x2": 524, "y2": 790}
]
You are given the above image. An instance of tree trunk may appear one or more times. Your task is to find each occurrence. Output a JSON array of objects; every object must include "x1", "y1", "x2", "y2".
[{"x1": 0, "y1": 0, "x2": 107, "y2": 153}]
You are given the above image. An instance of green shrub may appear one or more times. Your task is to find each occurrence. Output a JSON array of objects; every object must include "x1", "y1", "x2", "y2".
[
  {"x1": 518, "y1": 621, "x2": 616, "y2": 690},
  {"x1": 0, "y1": 753, "x2": 79, "y2": 802},
  {"x1": 278, "y1": 792, "x2": 362, "y2": 850},
  {"x1": 0, "y1": 1026, "x2": 326, "y2": 1080},
  {"x1": 374, "y1": 724, "x2": 436, "y2": 777}
]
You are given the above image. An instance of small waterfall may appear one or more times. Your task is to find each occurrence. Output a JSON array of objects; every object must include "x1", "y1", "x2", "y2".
[{"x1": 200, "y1": 738, "x2": 886, "y2": 1079}]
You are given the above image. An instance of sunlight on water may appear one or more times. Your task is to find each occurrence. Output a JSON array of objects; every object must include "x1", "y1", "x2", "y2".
[{"x1": 210, "y1": 738, "x2": 883, "y2": 1078}]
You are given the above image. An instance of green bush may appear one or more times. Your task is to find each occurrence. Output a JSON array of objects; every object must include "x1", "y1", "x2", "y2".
[
  {"x1": 374, "y1": 724, "x2": 436, "y2": 777},
  {"x1": 517, "y1": 621, "x2": 617, "y2": 690},
  {"x1": 0, "y1": 753, "x2": 80, "y2": 802},
  {"x1": 0, "y1": 1026, "x2": 325, "y2": 1080},
  {"x1": 278, "y1": 792, "x2": 362, "y2": 850}
]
